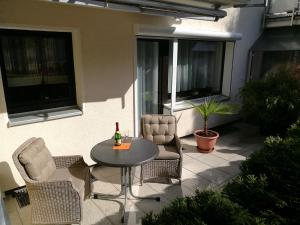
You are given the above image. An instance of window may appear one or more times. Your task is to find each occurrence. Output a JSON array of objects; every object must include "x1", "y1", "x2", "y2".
[
  {"x1": 137, "y1": 39, "x2": 172, "y2": 115},
  {"x1": 137, "y1": 38, "x2": 226, "y2": 117},
  {"x1": 176, "y1": 40, "x2": 224, "y2": 101},
  {"x1": 0, "y1": 29, "x2": 77, "y2": 114},
  {"x1": 261, "y1": 50, "x2": 300, "y2": 77}
]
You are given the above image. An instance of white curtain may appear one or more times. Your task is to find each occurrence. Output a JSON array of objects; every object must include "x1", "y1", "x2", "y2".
[
  {"x1": 176, "y1": 40, "x2": 223, "y2": 96},
  {"x1": 137, "y1": 40, "x2": 159, "y2": 116}
]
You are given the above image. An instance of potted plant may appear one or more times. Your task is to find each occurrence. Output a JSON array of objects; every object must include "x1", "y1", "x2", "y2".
[{"x1": 189, "y1": 98, "x2": 238, "y2": 153}]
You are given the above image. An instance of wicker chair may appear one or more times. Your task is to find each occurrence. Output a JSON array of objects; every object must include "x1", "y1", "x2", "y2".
[
  {"x1": 140, "y1": 114, "x2": 182, "y2": 184},
  {"x1": 12, "y1": 137, "x2": 90, "y2": 224}
]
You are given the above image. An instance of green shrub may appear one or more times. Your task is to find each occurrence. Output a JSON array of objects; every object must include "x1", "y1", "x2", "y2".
[
  {"x1": 142, "y1": 121, "x2": 300, "y2": 225},
  {"x1": 225, "y1": 120, "x2": 300, "y2": 224},
  {"x1": 142, "y1": 190, "x2": 256, "y2": 225},
  {"x1": 240, "y1": 67, "x2": 300, "y2": 135},
  {"x1": 224, "y1": 175, "x2": 287, "y2": 225}
]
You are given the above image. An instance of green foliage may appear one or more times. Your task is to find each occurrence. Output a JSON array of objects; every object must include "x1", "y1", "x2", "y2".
[
  {"x1": 142, "y1": 190, "x2": 255, "y2": 225},
  {"x1": 224, "y1": 175, "x2": 287, "y2": 225},
  {"x1": 189, "y1": 98, "x2": 238, "y2": 133},
  {"x1": 240, "y1": 67, "x2": 300, "y2": 135},
  {"x1": 225, "y1": 119, "x2": 300, "y2": 225},
  {"x1": 142, "y1": 120, "x2": 300, "y2": 225}
]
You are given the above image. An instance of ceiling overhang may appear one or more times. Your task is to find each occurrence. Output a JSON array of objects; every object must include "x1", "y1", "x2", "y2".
[{"x1": 45, "y1": 0, "x2": 252, "y2": 21}]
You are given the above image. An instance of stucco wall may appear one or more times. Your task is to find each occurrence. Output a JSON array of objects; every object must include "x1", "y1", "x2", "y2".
[{"x1": 0, "y1": 0, "x2": 263, "y2": 191}]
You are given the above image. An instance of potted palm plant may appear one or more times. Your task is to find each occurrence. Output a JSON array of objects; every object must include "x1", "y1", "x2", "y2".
[{"x1": 189, "y1": 98, "x2": 238, "y2": 153}]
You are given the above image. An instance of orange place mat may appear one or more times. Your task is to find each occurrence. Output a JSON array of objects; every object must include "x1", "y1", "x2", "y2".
[{"x1": 112, "y1": 143, "x2": 131, "y2": 150}]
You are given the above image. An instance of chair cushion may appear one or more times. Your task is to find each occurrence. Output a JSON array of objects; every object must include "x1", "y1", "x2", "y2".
[
  {"x1": 142, "y1": 115, "x2": 176, "y2": 145},
  {"x1": 18, "y1": 138, "x2": 56, "y2": 181},
  {"x1": 48, "y1": 166, "x2": 90, "y2": 200},
  {"x1": 156, "y1": 145, "x2": 180, "y2": 160}
]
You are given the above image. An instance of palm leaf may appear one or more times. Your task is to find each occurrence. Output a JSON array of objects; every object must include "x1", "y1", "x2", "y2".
[{"x1": 188, "y1": 98, "x2": 239, "y2": 130}]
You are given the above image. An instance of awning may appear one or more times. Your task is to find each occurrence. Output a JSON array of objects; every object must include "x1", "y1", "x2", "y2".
[
  {"x1": 47, "y1": 0, "x2": 251, "y2": 21},
  {"x1": 251, "y1": 27, "x2": 300, "y2": 52},
  {"x1": 135, "y1": 25, "x2": 242, "y2": 40}
]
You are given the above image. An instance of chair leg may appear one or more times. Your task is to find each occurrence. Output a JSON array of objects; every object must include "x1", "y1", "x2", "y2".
[{"x1": 140, "y1": 166, "x2": 143, "y2": 186}]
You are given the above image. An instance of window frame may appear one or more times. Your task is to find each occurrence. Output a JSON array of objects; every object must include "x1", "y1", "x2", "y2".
[
  {"x1": 174, "y1": 39, "x2": 226, "y2": 102},
  {"x1": 136, "y1": 37, "x2": 227, "y2": 109},
  {"x1": 0, "y1": 29, "x2": 77, "y2": 115}
]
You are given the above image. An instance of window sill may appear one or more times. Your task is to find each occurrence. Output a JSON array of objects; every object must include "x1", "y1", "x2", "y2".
[
  {"x1": 164, "y1": 95, "x2": 230, "y2": 112},
  {"x1": 8, "y1": 106, "x2": 82, "y2": 127}
]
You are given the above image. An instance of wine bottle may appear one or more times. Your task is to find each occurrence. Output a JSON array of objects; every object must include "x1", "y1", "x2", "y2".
[{"x1": 114, "y1": 122, "x2": 122, "y2": 146}]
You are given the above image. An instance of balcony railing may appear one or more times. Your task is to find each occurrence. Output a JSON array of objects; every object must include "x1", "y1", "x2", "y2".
[{"x1": 265, "y1": 0, "x2": 300, "y2": 27}]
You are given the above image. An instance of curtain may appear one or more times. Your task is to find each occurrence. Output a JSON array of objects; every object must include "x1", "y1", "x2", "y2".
[
  {"x1": 137, "y1": 40, "x2": 159, "y2": 116},
  {"x1": 176, "y1": 40, "x2": 223, "y2": 98},
  {"x1": 0, "y1": 35, "x2": 69, "y2": 87}
]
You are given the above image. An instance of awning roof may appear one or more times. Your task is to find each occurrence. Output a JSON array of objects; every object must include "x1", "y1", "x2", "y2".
[
  {"x1": 251, "y1": 27, "x2": 300, "y2": 52},
  {"x1": 47, "y1": 0, "x2": 251, "y2": 20}
]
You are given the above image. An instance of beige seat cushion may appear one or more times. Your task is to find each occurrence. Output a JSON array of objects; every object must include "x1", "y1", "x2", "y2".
[
  {"x1": 156, "y1": 145, "x2": 180, "y2": 160},
  {"x1": 18, "y1": 138, "x2": 56, "y2": 181},
  {"x1": 48, "y1": 166, "x2": 90, "y2": 199}
]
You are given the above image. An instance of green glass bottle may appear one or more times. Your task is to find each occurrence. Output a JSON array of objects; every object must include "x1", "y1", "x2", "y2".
[{"x1": 114, "y1": 122, "x2": 122, "y2": 146}]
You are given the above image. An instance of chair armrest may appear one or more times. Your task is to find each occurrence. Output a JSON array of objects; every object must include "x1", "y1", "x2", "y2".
[
  {"x1": 27, "y1": 180, "x2": 81, "y2": 210},
  {"x1": 174, "y1": 135, "x2": 182, "y2": 156},
  {"x1": 53, "y1": 155, "x2": 87, "y2": 169}
]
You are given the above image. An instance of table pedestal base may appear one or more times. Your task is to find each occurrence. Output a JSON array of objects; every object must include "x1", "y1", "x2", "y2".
[{"x1": 91, "y1": 167, "x2": 160, "y2": 223}]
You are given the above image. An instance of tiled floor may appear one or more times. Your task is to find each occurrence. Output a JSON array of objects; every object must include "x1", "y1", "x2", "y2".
[{"x1": 4, "y1": 122, "x2": 264, "y2": 225}]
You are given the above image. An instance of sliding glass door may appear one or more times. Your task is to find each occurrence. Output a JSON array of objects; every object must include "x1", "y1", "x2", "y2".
[{"x1": 137, "y1": 39, "x2": 171, "y2": 118}]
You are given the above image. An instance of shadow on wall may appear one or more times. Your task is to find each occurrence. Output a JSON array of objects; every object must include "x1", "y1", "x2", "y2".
[
  {"x1": 0, "y1": 161, "x2": 19, "y2": 191},
  {"x1": 224, "y1": 7, "x2": 264, "y2": 33},
  {"x1": 222, "y1": 7, "x2": 264, "y2": 100}
]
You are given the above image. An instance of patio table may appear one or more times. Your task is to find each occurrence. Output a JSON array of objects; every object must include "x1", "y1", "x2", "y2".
[{"x1": 90, "y1": 138, "x2": 160, "y2": 223}]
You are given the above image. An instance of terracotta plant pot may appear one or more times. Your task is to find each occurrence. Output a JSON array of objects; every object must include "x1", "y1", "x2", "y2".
[{"x1": 194, "y1": 130, "x2": 219, "y2": 153}]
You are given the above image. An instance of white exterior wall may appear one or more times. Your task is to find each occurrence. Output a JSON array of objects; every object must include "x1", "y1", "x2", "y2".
[{"x1": 0, "y1": 0, "x2": 264, "y2": 191}]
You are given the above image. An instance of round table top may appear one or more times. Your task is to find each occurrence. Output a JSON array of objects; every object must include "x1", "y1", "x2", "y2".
[{"x1": 90, "y1": 138, "x2": 158, "y2": 167}]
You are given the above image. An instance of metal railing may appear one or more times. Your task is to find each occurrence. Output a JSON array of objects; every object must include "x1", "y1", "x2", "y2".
[{"x1": 264, "y1": 0, "x2": 300, "y2": 27}]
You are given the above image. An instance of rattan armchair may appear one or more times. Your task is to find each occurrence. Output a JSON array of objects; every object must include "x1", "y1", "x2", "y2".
[
  {"x1": 12, "y1": 137, "x2": 90, "y2": 224},
  {"x1": 140, "y1": 114, "x2": 182, "y2": 184}
]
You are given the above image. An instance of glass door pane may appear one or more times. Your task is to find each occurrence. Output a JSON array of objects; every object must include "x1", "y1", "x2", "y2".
[
  {"x1": 137, "y1": 40, "x2": 159, "y2": 116},
  {"x1": 137, "y1": 39, "x2": 170, "y2": 119}
]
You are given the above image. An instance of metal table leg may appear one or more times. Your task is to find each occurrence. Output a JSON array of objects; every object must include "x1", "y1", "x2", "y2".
[
  {"x1": 92, "y1": 166, "x2": 160, "y2": 224},
  {"x1": 121, "y1": 167, "x2": 128, "y2": 223},
  {"x1": 128, "y1": 167, "x2": 160, "y2": 201}
]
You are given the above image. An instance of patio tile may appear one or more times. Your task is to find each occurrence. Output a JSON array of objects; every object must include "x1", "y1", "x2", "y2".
[
  {"x1": 92, "y1": 178, "x2": 121, "y2": 195},
  {"x1": 217, "y1": 161, "x2": 241, "y2": 177},
  {"x1": 211, "y1": 147, "x2": 244, "y2": 161},
  {"x1": 16, "y1": 205, "x2": 31, "y2": 225},
  {"x1": 181, "y1": 167, "x2": 198, "y2": 180},
  {"x1": 230, "y1": 153, "x2": 247, "y2": 162},
  {"x1": 196, "y1": 167, "x2": 233, "y2": 185},
  {"x1": 3, "y1": 196, "x2": 18, "y2": 213},
  {"x1": 92, "y1": 166, "x2": 120, "y2": 179},
  {"x1": 181, "y1": 175, "x2": 217, "y2": 193},
  {"x1": 146, "y1": 182, "x2": 194, "y2": 201},
  {"x1": 4, "y1": 122, "x2": 264, "y2": 225},
  {"x1": 130, "y1": 183, "x2": 169, "y2": 202},
  {"x1": 82, "y1": 199, "x2": 113, "y2": 225},
  {"x1": 190, "y1": 153, "x2": 229, "y2": 168},
  {"x1": 7, "y1": 211, "x2": 23, "y2": 225},
  {"x1": 132, "y1": 197, "x2": 170, "y2": 216},
  {"x1": 92, "y1": 198, "x2": 127, "y2": 225},
  {"x1": 125, "y1": 203, "x2": 145, "y2": 225},
  {"x1": 182, "y1": 155, "x2": 212, "y2": 174}
]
